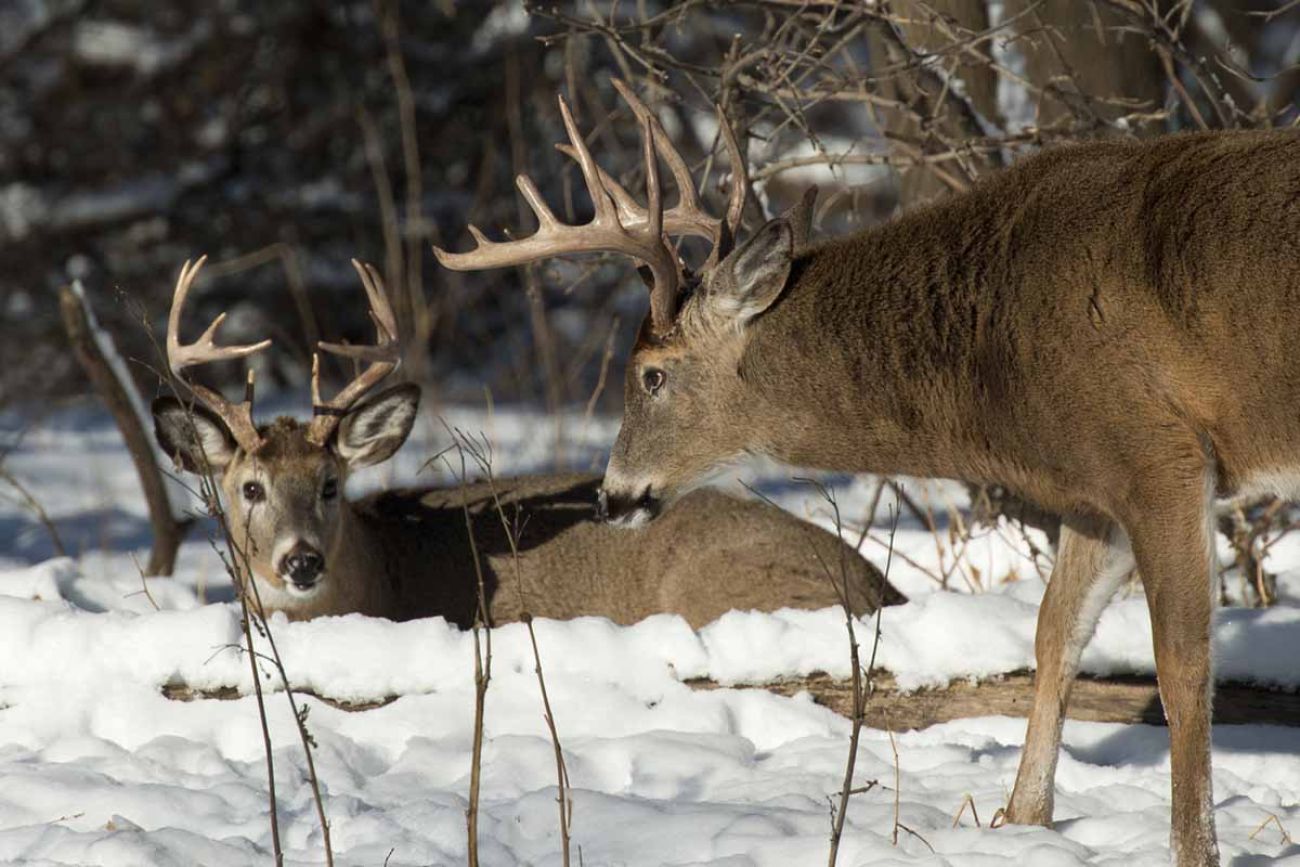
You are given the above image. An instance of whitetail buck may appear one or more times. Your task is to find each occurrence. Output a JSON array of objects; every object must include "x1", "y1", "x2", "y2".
[
  {"x1": 434, "y1": 80, "x2": 1300, "y2": 865},
  {"x1": 151, "y1": 257, "x2": 901, "y2": 626}
]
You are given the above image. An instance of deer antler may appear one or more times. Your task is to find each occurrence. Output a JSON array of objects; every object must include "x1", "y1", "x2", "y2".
[
  {"x1": 565, "y1": 79, "x2": 748, "y2": 269},
  {"x1": 305, "y1": 259, "x2": 401, "y2": 446},
  {"x1": 433, "y1": 80, "x2": 748, "y2": 335},
  {"x1": 166, "y1": 256, "x2": 272, "y2": 453}
]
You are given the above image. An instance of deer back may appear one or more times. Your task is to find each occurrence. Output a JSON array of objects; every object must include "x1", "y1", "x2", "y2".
[
  {"x1": 357, "y1": 473, "x2": 903, "y2": 628},
  {"x1": 598, "y1": 129, "x2": 1300, "y2": 524}
]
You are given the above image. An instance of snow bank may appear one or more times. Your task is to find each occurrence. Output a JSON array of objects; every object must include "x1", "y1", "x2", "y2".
[
  {"x1": 3, "y1": 557, "x2": 1300, "y2": 865},
  {"x1": 5, "y1": 402, "x2": 1300, "y2": 864},
  {"x1": 7, "y1": 557, "x2": 1300, "y2": 712}
]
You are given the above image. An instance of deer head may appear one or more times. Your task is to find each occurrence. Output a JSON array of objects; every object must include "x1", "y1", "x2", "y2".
[
  {"x1": 152, "y1": 258, "x2": 419, "y2": 608},
  {"x1": 435, "y1": 81, "x2": 812, "y2": 526}
]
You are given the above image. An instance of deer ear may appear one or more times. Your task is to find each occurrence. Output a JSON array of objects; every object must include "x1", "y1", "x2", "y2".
[
  {"x1": 709, "y1": 216, "x2": 793, "y2": 327},
  {"x1": 152, "y1": 396, "x2": 238, "y2": 474},
  {"x1": 335, "y1": 383, "x2": 420, "y2": 469},
  {"x1": 783, "y1": 185, "x2": 818, "y2": 249}
]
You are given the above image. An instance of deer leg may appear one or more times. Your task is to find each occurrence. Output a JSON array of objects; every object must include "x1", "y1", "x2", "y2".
[
  {"x1": 1125, "y1": 470, "x2": 1220, "y2": 867},
  {"x1": 1005, "y1": 516, "x2": 1134, "y2": 826}
]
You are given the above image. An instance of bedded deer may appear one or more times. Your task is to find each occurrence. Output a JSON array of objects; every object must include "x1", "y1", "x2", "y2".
[
  {"x1": 151, "y1": 258, "x2": 901, "y2": 627},
  {"x1": 434, "y1": 81, "x2": 1300, "y2": 865}
]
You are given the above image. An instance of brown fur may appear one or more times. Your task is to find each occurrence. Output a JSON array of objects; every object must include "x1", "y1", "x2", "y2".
[
  {"x1": 601, "y1": 129, "x2": 1300, "y2": 866},
  {"x1": 158, "y1": 409, "x2": 902, "y2": 627},
  {"x1": 358, "y1": 473, "x2": 902, "y2": 628}
]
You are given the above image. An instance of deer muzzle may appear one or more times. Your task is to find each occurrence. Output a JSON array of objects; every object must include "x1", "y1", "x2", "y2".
[
  {"x1": 595, "y1": 483, "x2": 660, "y2": 529},
  {"x1": 279, "y1": 542, "x2": 325, "y2": 591}
]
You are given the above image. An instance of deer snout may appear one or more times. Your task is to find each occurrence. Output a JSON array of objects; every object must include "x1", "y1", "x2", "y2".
[
  {"x1": 595, "y1": 483, "x2": 660, "y2": 529},
  {"x1": 279, "y1": 543, "x2": 324, "y2": 590}
]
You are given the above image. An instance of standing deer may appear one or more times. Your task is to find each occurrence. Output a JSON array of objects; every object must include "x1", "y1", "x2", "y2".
[
  {"x1": 434, "y1": 80, "x2": 1300, "y2": 865},
  {"x1": 152, "y1": 257, "x2": 901, "y2": 627}
]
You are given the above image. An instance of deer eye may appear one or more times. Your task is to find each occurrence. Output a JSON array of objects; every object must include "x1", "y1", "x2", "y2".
[
  {"x1": 242, "y1": 481, "x2": 265, "y2": 502},
  {"x1": 322, "y1": 479, "x2": 339, "y2": 501},
  {"x1": 642, "y1": 368, "x2": 666, "y2": 396}
]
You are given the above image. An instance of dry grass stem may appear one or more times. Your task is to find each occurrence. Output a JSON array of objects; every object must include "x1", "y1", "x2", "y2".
[
  {"x1": 952, "y1": 793, "x2": 981, "y2": 828},
  {"x1": 449, "y1": 427, "x2": 573, "y2": 865},
  {"x1": 0, "y1": 466, "x2": 66, "y2": 558},
  {"x1": 1248, "y1": 812, "x2": 1294, "y2": 845}
]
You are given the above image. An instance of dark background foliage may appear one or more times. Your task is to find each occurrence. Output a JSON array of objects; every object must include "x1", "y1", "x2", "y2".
[{"x1": 3, "y1": 0, "x2": 1297, "y2": 416}]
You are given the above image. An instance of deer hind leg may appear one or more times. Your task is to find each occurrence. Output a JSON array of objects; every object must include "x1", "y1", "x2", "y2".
[
  {"x1": 1005, "y1": 515, "x2": 1134, "y2": 826},
  {"x1": 1124, "y1": 464, "x2": 1220, "y2": 867}
]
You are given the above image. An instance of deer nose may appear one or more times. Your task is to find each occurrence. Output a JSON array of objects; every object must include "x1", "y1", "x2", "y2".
[
  {"x1": 281, "y1": 545, "x2": 324, "y2": 588},
  {"x1": 596, "y1": 484, "x2": 659, "y2": 527}
]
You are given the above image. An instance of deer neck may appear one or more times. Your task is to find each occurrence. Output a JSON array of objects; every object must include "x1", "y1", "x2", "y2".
[
  {"x1": 744, "y1": 213, "x2": 1004, "y2": 483},
  {"x1": 322, "y1": 502, "x2": 394, "y2": 618}
]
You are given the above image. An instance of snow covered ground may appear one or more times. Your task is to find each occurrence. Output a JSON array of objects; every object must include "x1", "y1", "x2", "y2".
[{"x1": 3, "y1": 399, "x2": 1300, "y2": 865}]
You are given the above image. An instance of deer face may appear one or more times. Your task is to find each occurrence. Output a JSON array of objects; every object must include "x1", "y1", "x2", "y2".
[
  {"x1": 598, "y1": 216, "x2": 796, "y2": 527},
  {"x1": 153, "y1": 384, "x2": 419, "y2": 607},
  {"x1": 429, "y1": 81, "x2": 815, "y2": 527}
]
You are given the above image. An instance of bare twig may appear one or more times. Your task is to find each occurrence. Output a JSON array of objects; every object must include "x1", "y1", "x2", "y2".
[
  {"x1": 207, "y1": 456, "x2": 336, "y2": 867},
  {"x1": 237, "y1": 591, "x2": 284, "y2": 865},
  {"x1": 0, "y1": 465, "x2": 66, "y2": 558},
  {"x1": 889, "y1": 724, "x2": 901, "y2": 846},
  {"x1": 578, "y1": 316, "x2": 619, "y2": 469},
  {"x1": 896, "y1": 821, "x2": 935, "y2": 853},
  {"x1": 157, "y1": 340, "x2": 333, "y2": 865},
  {"x1": 952, "y1": 793, "x2": 982, "y2": 828},
  {"x1": 504, "y1": 47, "x2": 566, "y2": 462},
  {"x1": 738, "y1": 476, "x2": 896, "y2": 867},
  {"x1": 439, "y1": 439, "x2": 493, "y2": 867},
  {"x1": 191, "y1": 462, "x2": 283, "y2": 866},
  {"x1": 451, "y1": 428, "x2": 573, "y2": 865},
  {"x1": 1248, "y1": 812, "x2": 1294, "y2": 845},
  {"x1": 374, "y1": 0, "x2": 433, "y2": 371}
]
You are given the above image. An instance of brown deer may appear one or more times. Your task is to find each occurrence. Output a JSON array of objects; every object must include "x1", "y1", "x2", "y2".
[
  {"x1": 434, "y1": 80, "x2": 1300, "y2": 865},
  {"x1": 151, "y1": 257, "x2": 902, "y2": 627}
]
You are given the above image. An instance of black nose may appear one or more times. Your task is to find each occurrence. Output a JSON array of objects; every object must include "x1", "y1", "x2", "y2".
[
  {"x1": 595, "y1": 485, "x2": 659, "y2": 524},
  {"x1": 282, "y1": 547, "x2": 324, "y2": 587}
]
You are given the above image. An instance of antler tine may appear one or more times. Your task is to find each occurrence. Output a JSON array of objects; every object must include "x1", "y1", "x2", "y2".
[
  {"x1": 167, "y1": 256, "x2": 273, "y2": 372},
  {"x1": 553, "y1": 144, "x2": 718, "y2": 240},
  {"x1": 610, "y1": 79, "x2": 704, "y2": 215},
  {"x1": 552, "y1": 143, "x2": 647, "y2": 228},
  {"x1": 306, "y1": 260, "x2": 402, "y2": 445},
  {"x1": 717, "y1": 107, "x2": 748, "y2": 242},
  {"x1": 556, "y1": 91, "x2": 681, "y2": 332},
  {"x1": 640, "y1": 115, "x2": 680, "y2": 332},
  {"x1": 643, "y1": 115, "x2": 663, "y2": 251},
  {"x1": 703, "y1": 108, "x2": 750, "y2": 270},
  {"x1": 556, "y1": 94, "x2": 621, "y2": 226},
  {"x1": 553, "y1": 78, "x2": 720, "y2": 241},
  {"x1": 553, "y1": 80, "x2": 748, "y2": 262},
  {"x1": 166, "y1": 255, "x2": 271, "y2": 453},
  {"x1": 432, "y1": 90, "x2": 683, "y2": 334},
  {"x1": 317, "y1": 260, "x2": 399, "y2": 362},
  {"x1": 430, "y1": 96, "x2": 627, "y2": 271}
]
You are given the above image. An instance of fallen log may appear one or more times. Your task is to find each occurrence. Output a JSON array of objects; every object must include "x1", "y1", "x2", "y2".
[
  {"x1": 692, "y1": 671, "x2": 1300, "y2": 731},
  {"x1": 162, "y1": 670, "x2": 1300, "y2": 730}
]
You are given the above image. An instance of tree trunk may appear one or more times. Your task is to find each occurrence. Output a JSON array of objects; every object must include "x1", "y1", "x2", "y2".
[{"x1": 59, "y1": 283, "x2": 192, "y2": 575}]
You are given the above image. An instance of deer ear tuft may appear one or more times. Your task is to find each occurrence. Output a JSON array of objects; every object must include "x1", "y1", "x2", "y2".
[
  {"x1": 783, "y1": 186, "x2": 818, "y2": 249},
  {"x1": 708, "y1": 217, "x2": 793, "y2": 326},
  {"x1": 335, "y1": 383, "x2": 421, "y2": 469},
  {"x1": 152, "y1": 396, "x2": 239, "y2": 474}
]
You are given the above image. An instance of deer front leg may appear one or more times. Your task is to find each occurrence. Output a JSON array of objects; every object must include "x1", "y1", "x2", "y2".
[
  {"x1": 1126, "y1": 477, "x2": 1220, "y2": 867},
  {"x1": 1005, "y1": 517, "x2": 1134, "y2": 826}
]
